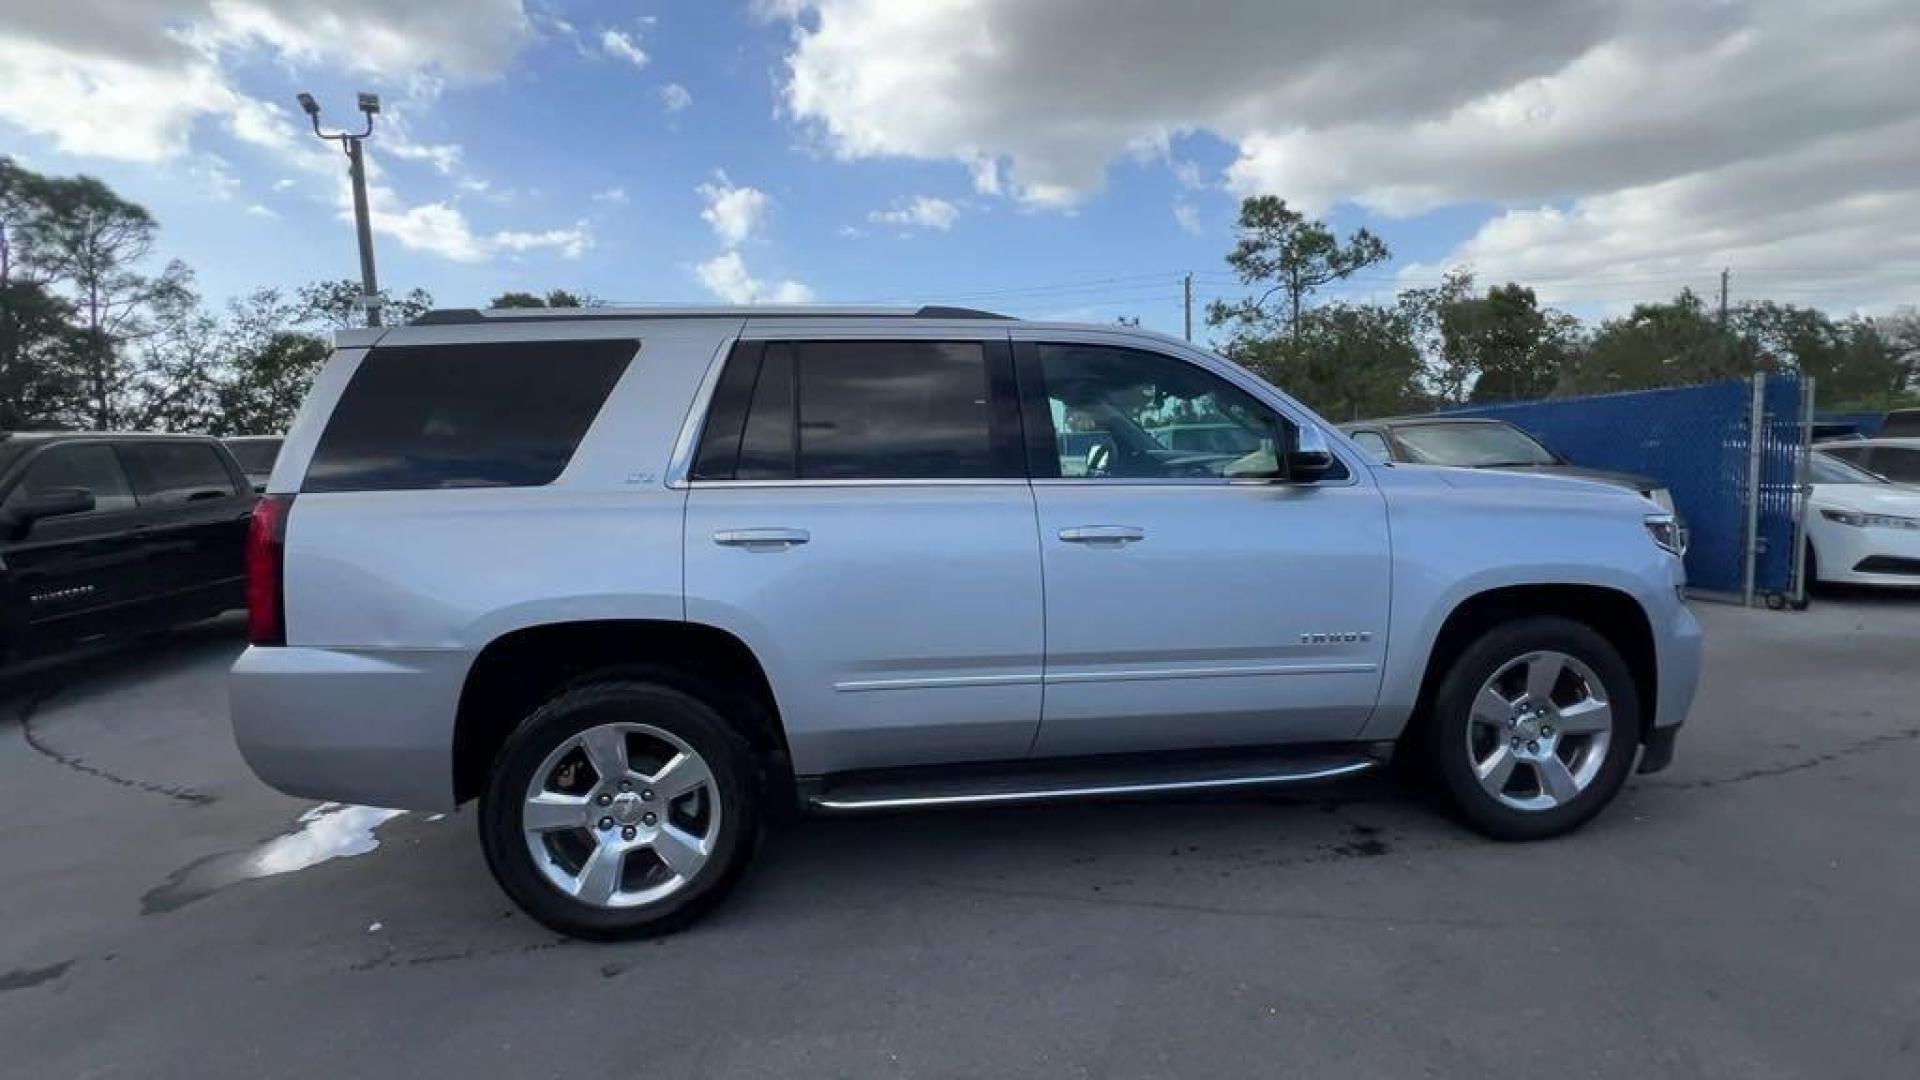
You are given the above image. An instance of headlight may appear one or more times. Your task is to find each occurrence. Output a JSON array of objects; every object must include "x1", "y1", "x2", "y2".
[
  {"x1": 1820, "y1": 508, "x2": 1920, "y2": 530},
  {"x1": 1645, "y1": 513, "x2": 1684, "y2": 555}
]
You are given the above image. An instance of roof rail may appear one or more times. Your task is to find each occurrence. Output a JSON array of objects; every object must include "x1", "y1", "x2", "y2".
[{"x1": 409, "y1": 304, "x2": 1012, "y2": 326}]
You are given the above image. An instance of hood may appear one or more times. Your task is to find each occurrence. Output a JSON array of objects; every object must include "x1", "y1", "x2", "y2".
[
  {"x1": 1401, "y1": 463, "x2": 1651, "y2": 506},
  {"x1": 1811, "y1": 483, "x2": 1920, "y2": 516},
  {"x1": 1482, "y1": 463, "x2": 1663, "y2": 495}
]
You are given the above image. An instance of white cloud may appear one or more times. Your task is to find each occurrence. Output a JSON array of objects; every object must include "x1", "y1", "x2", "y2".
[
  {"x1": 494, "y1": 220, "x2": 594, "y2": 259},
  {"x1": 697, "y1": 171, "x2": 771, "y2": 245},
  {"x1": 384, "y1": 137, "x2": 465, "y2": 176},
  {"x1": 600, "y1": 28, "x2": 648, "y2": 68},
  {"x1": 245, "y1": 203, "x2": 278, "y2": 219},
  {"x1": 660, "y1": 82, "x2": 693, "y2": 113},
  {"x1": 868, "y1": 195, "x2": 960, "y2": 232},
  {"x1": 593, "y1": 186, "x2": 629, "y2": 204},
  {"x1": 769, "y1": 0, "x2": 1920, "y2": 309},
  {"x1": 0, "y1": 1, "x2": 600, "y2": 268},
  {"x1": 362, "y1": 183, "x2": 593, "y2": 263},
  {"x1": 695, "y1": 251, "x2": 814, "y2": 304},
  {"x1": 1173, "y1": 203, "x2": 1202, "y2": 236}
]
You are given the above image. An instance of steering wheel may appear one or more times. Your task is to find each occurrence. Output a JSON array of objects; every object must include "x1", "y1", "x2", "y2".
[{"x1": 1084, "y1": 442, "x2": 1112, "y2": 477}]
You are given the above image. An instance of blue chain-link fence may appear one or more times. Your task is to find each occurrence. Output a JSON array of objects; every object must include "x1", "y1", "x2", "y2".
[{"x1": 1445, "y1": 376, "x2": 1809, "y2": 597}]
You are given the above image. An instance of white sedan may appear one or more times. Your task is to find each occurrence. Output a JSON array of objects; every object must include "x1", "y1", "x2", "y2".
[{"x1": 1806, "y1": 451, "x2": 1920, "y2": 587}]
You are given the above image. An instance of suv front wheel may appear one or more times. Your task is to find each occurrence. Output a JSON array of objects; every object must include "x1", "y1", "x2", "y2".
[
  {"x1": 1428, "y1": 617, "x2": 1640, "y2": 841},
  {"x1": 479, "y1": 680, "x2": 759, "y2": 939}
]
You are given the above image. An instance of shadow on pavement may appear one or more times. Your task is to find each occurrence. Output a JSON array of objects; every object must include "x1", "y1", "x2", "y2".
[{"x1": 0, "y1": 613, "x2": 248, "y2": 715}]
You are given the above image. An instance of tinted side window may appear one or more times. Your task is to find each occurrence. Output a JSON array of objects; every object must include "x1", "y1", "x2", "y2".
[
  {"x1": 3, "y1": 444, "x2": 138, "y2": 513},
  {"x1": 796, "y1": 341, "x2": 1001, "y2": 479},
  {"x1": 691, "y1": 340, "x2": 1018, "y2": 481},
  {"x1": 739, "y1": 344, "x2": 796, "y2": 480},
  {"x1": 1029, "y1": 343, "x2": 1293, "y2": 481},
  {"x1": 1871, "y1": 446, "x2": 1920, "y2": 483},
  {"x1": 120, "y1": 442, "x2": 240, "y2": 505},
  {"x1": 306, "y1": 340, "x2": 635, "y2": 492}
]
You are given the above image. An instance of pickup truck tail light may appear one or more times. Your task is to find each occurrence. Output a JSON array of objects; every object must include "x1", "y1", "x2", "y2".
[{"x1": 247, "y1": 494, "x2": 294, "y2": 645}]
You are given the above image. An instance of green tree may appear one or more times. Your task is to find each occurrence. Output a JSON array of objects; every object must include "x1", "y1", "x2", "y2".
[
  {"x1": 489, "y1": 288, "x2": 590, "y2": 309},
  {"x1": 1233, "y1": 302, "x2": 1430, "y2": 421},
  {"x1": 0, "y1": 160, "x2": 88, "y2": 427},
  {"x1": 1735, "y1": 301, "x2": 1909, "y2": 407},
  {"x1": 297, "y1": 279, "x2": 434, "y2": 329},
  {"x1": 1208, "y1": 196, "x2": 1390, "y2": 341},
  {"x1": 212, "y1": 289, "x2": 329, "y2": 435},
  {"x1": 1453, "y1": 284, "x2": 1583, "y2": 403},
  {"x1": 27, "y1": 172, "x2": 193, "y2": 428},
  {"x1": 1564, "y1": 289, "x2": 1754, "y2": 394}
]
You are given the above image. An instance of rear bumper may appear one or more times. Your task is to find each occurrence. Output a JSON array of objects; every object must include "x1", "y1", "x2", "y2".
[{"x1": 229, "y1": 645, "x2": 471, "y2": 811}]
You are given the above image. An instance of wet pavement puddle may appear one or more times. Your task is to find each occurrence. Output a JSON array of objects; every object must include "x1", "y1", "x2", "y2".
[{"x1": 142, "y1": 803, "x2": 404, "y2": 915}]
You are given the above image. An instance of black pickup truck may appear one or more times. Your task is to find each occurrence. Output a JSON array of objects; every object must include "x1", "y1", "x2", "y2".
[{"x1": 0, "y1": 432, "x2": 255, "y2": 662}]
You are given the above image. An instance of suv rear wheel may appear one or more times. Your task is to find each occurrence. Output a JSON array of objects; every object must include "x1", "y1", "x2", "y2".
[
  {"x1": 1428, "y1": 617, "x2": 1640, "y2": 841},
  {"x1": 479, "y1": 680, "x2": 759, "y2": 939}
]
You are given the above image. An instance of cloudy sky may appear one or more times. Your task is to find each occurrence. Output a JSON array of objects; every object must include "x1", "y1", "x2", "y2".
[{"x1": 2, "y1": 0, "x2": 1913, "y2": 336}]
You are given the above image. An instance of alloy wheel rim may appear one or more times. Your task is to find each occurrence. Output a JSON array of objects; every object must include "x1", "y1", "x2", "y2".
[
  {"x1": 1466, "y1": 650, "x2": 1613, "y2": 812},
  {"x1": 520, "y1": 722, "x2": 721, "y2": 908}
]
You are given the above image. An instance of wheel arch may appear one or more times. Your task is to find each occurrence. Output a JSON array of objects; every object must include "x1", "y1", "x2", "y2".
[
  {"x1": 1404, "y1": 583, "x2": 1658, "y2": 752},
  {"x1": 453, "y1": 619, "x2": 790, "y2": 805}
]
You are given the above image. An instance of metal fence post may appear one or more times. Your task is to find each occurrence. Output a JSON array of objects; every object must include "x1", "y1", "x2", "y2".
[
  {"x1": 1742, "y1": 373, "x2": 1765, "y2": 607},
  {"x1": 1790, "y1": 377, "x2": 1814, "y2": 608}
]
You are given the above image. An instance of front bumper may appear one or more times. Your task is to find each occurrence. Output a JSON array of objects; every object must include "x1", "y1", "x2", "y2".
[
  {"x1": 1816, "y1": 521, "x2": 1920, "y2": 587},
  {"x1": 230, "y1": 645, "x2": 471, "y2": 811},
  {"x1": 1638, "y1": 724, "x2": 1681, "y2": 774}
]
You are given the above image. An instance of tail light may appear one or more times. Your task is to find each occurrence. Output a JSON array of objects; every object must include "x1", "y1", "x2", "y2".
[{"x1": 247, "y1": 494, "x2": 294, "y2": 645}]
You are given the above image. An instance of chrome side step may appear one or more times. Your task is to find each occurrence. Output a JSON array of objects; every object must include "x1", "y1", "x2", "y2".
[{"x1": 805, "y1": 749, "x2": 1380, "y2": 814}]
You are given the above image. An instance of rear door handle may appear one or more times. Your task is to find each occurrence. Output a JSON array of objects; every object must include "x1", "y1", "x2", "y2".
[
  {"x1": 713, "y1": 527, "x2": 810, "y2": 551},
  {"x1": 1058, "y1": 525, "x2": 1144, "y2": 546}
]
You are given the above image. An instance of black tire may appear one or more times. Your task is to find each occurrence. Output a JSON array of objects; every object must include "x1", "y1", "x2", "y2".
[
  {"x1": 479, "y1": 680, "x2": 760, "y2": 940},
  {"x1": 1427, "y1": 617, "x2": 1640, "y2": 841}
]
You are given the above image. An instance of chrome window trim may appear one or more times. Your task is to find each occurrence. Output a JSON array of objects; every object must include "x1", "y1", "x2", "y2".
[
  {"x1": 683, "y1": 478, "x2": 1028, "y2": 489},
  {"x1": 663, "y1": 330, "x2": 745, "y2": 489}
]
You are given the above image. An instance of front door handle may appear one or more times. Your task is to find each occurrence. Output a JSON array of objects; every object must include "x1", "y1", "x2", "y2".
[
  {"x1": 714, "y1": 527, "x2": 810, "y2": 551},
  {"x1": 1058, "y1": 525, "x2": 1144, "y2": 546}
]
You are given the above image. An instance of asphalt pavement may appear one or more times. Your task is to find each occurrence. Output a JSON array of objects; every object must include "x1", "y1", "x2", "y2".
[{"x1": 2, "y1": 600, "x2": 1918, "y2": 1079}]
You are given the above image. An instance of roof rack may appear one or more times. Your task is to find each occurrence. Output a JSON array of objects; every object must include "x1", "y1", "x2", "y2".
[{"x1": 410, "y1": 304, "x2": 1012, "y2": 326}]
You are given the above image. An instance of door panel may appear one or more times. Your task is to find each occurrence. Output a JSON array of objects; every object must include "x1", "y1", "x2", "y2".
[
  {"x1": 1030, "y1": 483, "x2": 1390, "y2": 755},
  {"x1": 686, "y1": 485, "x2": 1044, "y2": 774},
  {"x1": 1017, "y1": 339, "x2": 1391, "y2": 757},
  {"x1": 681, "y1": 335, "x2": 1042, "y2": 777},
  {"x1": 117, "y1": 440, "x2": 253, "y2": 609},
  {"x1": 0, "y1": 443, "x2": 151, "y2": 649}
]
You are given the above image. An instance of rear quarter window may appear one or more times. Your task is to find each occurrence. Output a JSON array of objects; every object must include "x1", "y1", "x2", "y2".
[{"x1": 303, "y1": 340, "x2": 636, "y2": 492}]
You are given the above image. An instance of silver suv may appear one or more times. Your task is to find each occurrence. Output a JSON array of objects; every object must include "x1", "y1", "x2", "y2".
[{"x1": 232, "y1": 305, "x2": 1701, "y2": 939}]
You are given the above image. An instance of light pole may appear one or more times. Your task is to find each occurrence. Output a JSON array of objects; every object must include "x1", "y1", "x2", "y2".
[{"x1": 298, "y1": 91, "x2": 383, "y2": 327}]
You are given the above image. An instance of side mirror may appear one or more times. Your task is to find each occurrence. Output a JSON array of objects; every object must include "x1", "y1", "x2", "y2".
[
  {"x1": 2, "y1": 487, "x2": 96, "y2": 539},
  {"x1": 1285, "y1": 425, "x2": 1338, "y2": 484}
]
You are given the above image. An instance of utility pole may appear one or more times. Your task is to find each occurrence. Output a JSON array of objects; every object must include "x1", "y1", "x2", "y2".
[
  {"x1": 1182, "y1": 272, "x2": 1192, "y2": 341},
  {"x1": 1718, "y1": 266, "x2": 1729, "y2": 328},
  {"x1": 298, "y1": 91, "x2": 384, "y2": 327}
]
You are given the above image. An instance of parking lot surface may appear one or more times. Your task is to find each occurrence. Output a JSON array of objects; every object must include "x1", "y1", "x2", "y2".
[{"x1": 3, "y1": 600, "x2": 1918, "y2": 1079}]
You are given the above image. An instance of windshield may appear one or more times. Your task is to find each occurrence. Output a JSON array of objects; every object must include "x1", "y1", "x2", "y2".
[
  {"x1": 1394, "y1": 422, "x2": 1558, "y2": 467},
  {"x1": 1810, "y1": 451, "x2": 1886, "y2": 485}
]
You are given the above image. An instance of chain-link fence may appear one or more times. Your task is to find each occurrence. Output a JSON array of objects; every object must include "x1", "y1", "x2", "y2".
[{"x1": 1446, "y1": 375, "x2": 1810, "y2": 601}]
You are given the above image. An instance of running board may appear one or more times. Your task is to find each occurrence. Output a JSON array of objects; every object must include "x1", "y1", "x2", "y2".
[{"x1": 805, "y1": 746, "x2": 1383, "y2": 813}]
